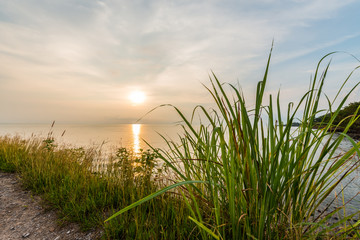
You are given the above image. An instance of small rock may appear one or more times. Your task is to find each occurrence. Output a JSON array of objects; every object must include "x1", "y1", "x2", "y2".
[
  {"x1": 67, "y1": 230, "x2": 71, "y2": 234},
  {"x1": 22, "y1": 232, "x2": 30, "y2": 238},
  {"x1": 8, "y1": 210, "x2": 11, "y2": 213},
  {"x1": 54, "y1": 236, "x2": 60, "y2": 240},
  {"x1": 10, "y1": 227, "x2": 15, "y2": 230}
]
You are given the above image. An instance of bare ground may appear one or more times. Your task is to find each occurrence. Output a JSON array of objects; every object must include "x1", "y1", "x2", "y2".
[{"x1": 0, "y1": 171, "x2": 102, "y2": 240}]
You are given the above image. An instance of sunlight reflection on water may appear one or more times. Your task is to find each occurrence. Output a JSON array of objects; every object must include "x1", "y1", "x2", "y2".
[
  {"x1": 0, "y1": 123, "x2": 183, "y2": 154},
  {"x1": 132, "y1": 124, "x2": 141, "y2": 154}
]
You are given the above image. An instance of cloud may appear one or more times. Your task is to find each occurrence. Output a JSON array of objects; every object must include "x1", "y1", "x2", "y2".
[
  {"x1": 0, "y1": 0, "x2": 358, "y2": 123},
  {"x1": 273, "y1": 33, "x2": 360, "y2": 64}
]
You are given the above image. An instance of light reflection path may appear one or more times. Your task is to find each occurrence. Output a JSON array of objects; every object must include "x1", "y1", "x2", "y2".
[{"x1": 132, "y1": 124, "x2": 141, "y2": 154}]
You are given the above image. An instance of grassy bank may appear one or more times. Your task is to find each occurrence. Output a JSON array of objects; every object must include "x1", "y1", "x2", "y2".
[
  {"x1": 0, "y1": 136, "x2": 197, "y2": 239},
  {"x1": 2, "y1": 49, "x2": 360, "y2": 239}
]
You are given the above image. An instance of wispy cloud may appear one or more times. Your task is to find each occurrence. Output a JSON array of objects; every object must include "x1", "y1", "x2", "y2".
[{"x1": 0, "y1": 0, "x2": 359, "y2": 123}]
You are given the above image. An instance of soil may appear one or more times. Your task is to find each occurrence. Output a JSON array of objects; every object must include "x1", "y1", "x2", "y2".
[{"x1": 0, "y1": 171, "x2": 102, "y2": 240}]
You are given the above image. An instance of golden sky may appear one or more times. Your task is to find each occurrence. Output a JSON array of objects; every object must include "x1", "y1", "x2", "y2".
[{"x1": 1, "y1": 0, "x2": 360, "y2": 123}]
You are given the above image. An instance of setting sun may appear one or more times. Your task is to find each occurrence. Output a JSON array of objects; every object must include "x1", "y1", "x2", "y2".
[{"x1": 128, "y1": 91, "x2": 146, "y2": 105}]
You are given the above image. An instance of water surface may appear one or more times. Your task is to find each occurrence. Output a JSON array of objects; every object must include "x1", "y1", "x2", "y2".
[{"x1": 0, "y1": 123, "x2": 182, "y2": 153}]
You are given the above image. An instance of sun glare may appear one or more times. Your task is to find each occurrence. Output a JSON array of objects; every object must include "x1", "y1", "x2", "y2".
[
  {"x1": 129, "y1": 91, "x2": 146, "y2": 105},
  {"x1": 132, "y1": 124, "x2": 141, "y2": 154}
]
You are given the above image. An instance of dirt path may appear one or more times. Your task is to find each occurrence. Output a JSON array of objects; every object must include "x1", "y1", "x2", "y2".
[{"x1": 0, "y1": 172, "x2": 101, "y2": 240}]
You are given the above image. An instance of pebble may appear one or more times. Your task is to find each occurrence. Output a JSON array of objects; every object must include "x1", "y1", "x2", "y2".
[
  {"x1": 22, "y1": 232, "x2": 30, "y2": 238},
  {"x1": 54, "y1": 236, "x2": 60, "y2": 240},
  {"x1": 10, "y1": 227, "x2": 15, "y2": 230},
  {"x1": 67, "y1": 230, "x2": 71, "y2": 234}
]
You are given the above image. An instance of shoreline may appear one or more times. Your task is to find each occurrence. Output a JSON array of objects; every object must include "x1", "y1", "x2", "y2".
[{"x1": 312, "y1": 125, "x2": 360, "y2": 141}]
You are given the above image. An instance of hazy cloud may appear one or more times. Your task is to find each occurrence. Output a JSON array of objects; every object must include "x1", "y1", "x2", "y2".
[{"x1": 0, "y1": 0, "x2": 359, "y2": 123}]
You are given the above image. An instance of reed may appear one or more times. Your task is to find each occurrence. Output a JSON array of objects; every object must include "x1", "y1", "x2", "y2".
[{"x1": 108, "y1": 48, "x2": 360, "y2": 239}]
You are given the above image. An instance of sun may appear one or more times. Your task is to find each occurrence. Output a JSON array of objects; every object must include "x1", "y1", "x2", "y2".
[{"x1": 128, "y1": 91, "x2": 146, "y2": 105}]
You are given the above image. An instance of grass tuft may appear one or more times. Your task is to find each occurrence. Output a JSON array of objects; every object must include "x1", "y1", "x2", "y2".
[{"x1": 108, "y1": 48, "x2": 360, "y2": 239}]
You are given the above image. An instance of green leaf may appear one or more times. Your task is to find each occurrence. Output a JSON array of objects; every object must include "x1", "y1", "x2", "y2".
[
  {"x1": 105, "y1": 180, "x2": 205, "y2": 222},
  {"x1": 189, "y1": 216, "x2": 219, "y2": 240}
]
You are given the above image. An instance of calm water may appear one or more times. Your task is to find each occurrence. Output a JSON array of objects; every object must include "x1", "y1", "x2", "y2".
[
  {"x1": 0, "y1": 123, "x2": 182, "y2": 153},
  {"x1": 1, "y1": 123, "x2": 359, "y2": 215}
]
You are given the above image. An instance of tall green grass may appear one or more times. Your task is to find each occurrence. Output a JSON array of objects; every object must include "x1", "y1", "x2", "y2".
[
  {"x1": 108, "y1": 48, "x2": 360, "y2": 239},
  {"x1": 0, "y1": 135, "x2": 196, "y2": 239}
]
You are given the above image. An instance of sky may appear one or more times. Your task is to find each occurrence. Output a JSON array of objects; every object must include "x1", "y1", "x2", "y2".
[{"x1": 1, "y1": 0, "x2": 360, "y2": 124}]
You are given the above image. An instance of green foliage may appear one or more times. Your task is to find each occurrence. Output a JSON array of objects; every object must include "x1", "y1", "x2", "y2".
[
  {"x1": 2, "y1": 49, "x2": 360, "y2": 239},
  {"x1": 0, "y1": 137, "x2": 196, "y2": 239},
  {"x1": 109, "y1": 49, "x2": 360, "y2": 239},
  {"x1": 113, "y1": 147, "x2": 161, "y2": 179},
  {"x1": 315, "y1": 101, "x2": 360, "y2": 138},
  {"x1": 42, "y1": 137, "x2": 57, "y2": 151}
]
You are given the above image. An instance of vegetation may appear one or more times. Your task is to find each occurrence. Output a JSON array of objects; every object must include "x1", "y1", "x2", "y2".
[
  {"x1": 0, "y1": 136, "x2": 197, "y2": 239},
  {"x1": 108, "y1": 49, "x2": 360, "y2": 239},
  {"x1": 315, "y1": 101, "x2": 360, "y2": 139},
  {"x1": 2, "y1": 49, "x2": 360, "y2": 239}
]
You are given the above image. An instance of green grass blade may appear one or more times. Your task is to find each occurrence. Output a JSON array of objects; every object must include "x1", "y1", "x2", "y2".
[{"x1": 105, "y1": 180, "x2": 205, "y2": 222}]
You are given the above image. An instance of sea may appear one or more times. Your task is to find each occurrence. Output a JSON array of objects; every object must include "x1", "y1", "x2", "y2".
[
  {"x1": 0, "y1": 123, "x2": 359, "y2": 216},
  {"x1": 0, "y1": 123, "x2": 182, "y2": 153}
]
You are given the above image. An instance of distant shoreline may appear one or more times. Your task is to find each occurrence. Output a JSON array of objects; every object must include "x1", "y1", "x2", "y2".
[{"x1": 312, "y1": 124, "x2": 360, "y2": 140}]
